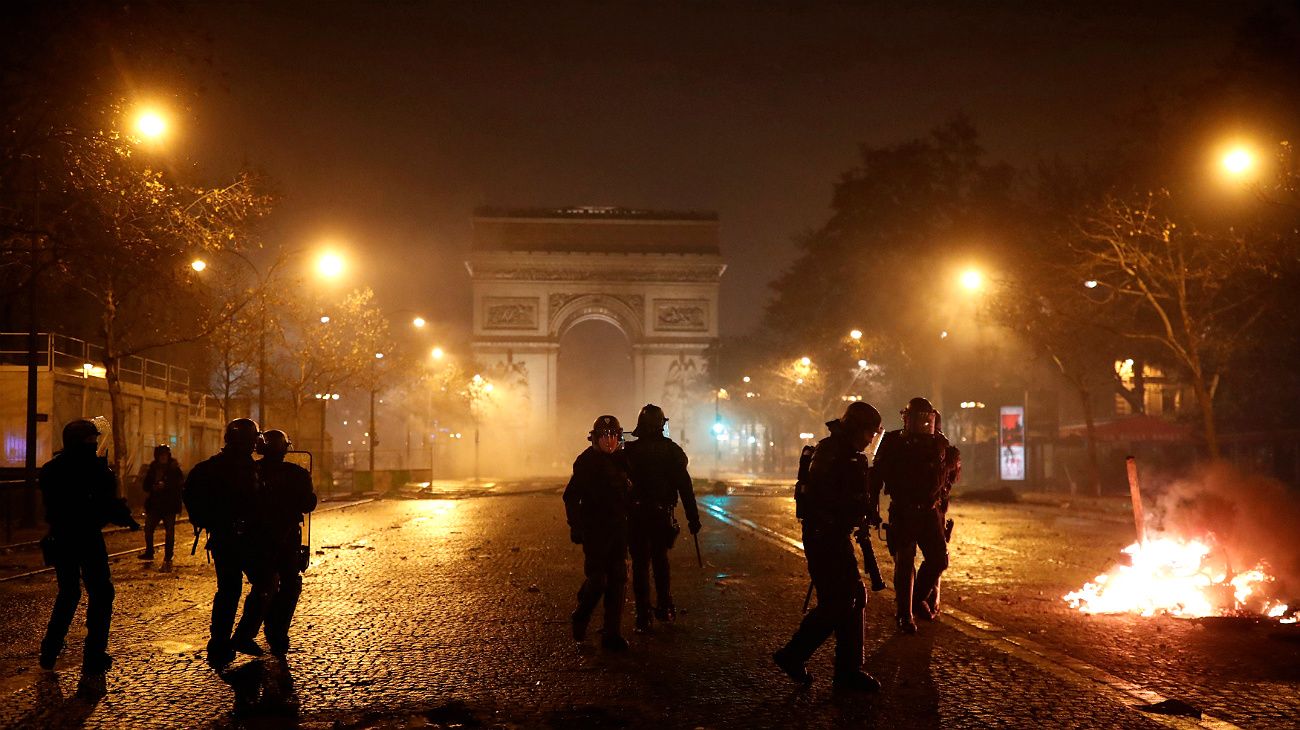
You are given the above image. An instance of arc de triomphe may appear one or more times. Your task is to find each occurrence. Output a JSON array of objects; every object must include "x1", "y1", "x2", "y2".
[{"x1": 466, "y1": 206, "x2": 726, "y2": 468}]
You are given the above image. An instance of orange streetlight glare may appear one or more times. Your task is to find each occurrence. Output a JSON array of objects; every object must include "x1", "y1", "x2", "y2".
[
  {"x1": 412, "y1": 316, "x2": 426, "y2": 328},
  {"x1": 1222, "y1": 147, "x2": 1255, "y2": 176},
  {"x1": 431, "y1": 346, "x2": 445, "y2": 360},
  {"x1": 959, "y1": 268, "x2": 984, "y2": 292},
  {"x1": 849, "y1": 329, "x2": 863, "y2": 340},
  {"x1": 190, "y1": 259, "x2": 207, "y2": 272},
  {"x1": 316, "y1": 251, "x2": 345, "y2": 279},
  {"x1": 134, "y1": 109, "x2": 168, "y2": 141}
]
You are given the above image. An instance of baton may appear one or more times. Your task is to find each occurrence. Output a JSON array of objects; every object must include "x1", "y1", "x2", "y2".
[
  {"x1": 693, "y1": 533, "x2": 703, "y2": 568},
  {"x1": 802, "y1": 581, "x2": 814, "y2": 613},
  {"x1": 190, "y1": 527, "x2": 202, "y2": 556}
]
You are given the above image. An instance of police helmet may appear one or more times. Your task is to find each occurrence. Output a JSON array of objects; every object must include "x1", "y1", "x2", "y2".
[
  {"x1": 902, "y1": 397, "x2": 937, "y2": 435},
  {"x1": 588, "y1": 415, "x2": 623, "y2": 441},
  {"x1": 258, "y1": 429, "x2": 292, "y2": 457},
  {"x1": 62, "y1": 419, "x2": 100, "y2": 448},
  {"x1": 838, "y1": 401, "x2": 882, "y2": 435},
  {"x1": 223, "y1": 418, "x2": 261, "y2": 450},
  {"x1": 631, "y1": 404, "x2": 668, "y2": 438}
]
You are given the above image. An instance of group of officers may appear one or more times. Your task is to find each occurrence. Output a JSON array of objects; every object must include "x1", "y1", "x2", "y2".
[
  {"x1": 37, "y1": 417, "x2": 317, "y2": 675},
  {"x1": 38, "y1": 395, "x2": 954, "y2": 695},
  {"x1": 561, "y1": 396, "x2": 958, "y2": 694}
]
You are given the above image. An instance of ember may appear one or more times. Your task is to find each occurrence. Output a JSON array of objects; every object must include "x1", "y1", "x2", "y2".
[{"x1": 1064, "y1": 536, "x2": 1291, "y2": 621}]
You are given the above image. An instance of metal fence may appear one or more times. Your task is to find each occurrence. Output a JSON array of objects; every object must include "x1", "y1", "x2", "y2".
[{"x1": 0, "y1": 333, "x2": 191, "y2": 393}]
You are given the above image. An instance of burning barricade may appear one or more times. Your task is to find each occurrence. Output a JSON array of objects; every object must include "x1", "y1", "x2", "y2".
[{"x1": 1063, "y1": 461, "x2": 1298, "y2": 624}]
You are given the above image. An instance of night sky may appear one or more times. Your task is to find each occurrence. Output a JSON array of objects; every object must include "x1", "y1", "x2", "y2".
[{"x1": 183, "y1": 1, "x2": 1273, "y2": 337}]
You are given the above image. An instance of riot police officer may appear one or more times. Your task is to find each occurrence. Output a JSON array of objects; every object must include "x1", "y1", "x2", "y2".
[
  {"x1": 38, "y1": 419, "x2": 140, "y2": 673},
  {"x1": 184, "y1": 418, "x2": 275, "y2": 667},
  {"x1": 623, "y1": 404, "x2": 700, "y2": 633},
  {"x1": 563, "y1": 415, "x2": 633, "y2": 651},
  {"x1": 250, "y1": 429, "x2": 317, "y2": 657},
  {"x1": 869, "y1": 397, "x2": 953, "y2": 634},
  {"x1": 774, "y1": 401, "x2": 882, "y2": 691}
]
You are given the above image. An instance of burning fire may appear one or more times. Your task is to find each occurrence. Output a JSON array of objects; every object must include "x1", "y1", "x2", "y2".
[{"x1": 1064, "y1": 536, "x2": 1293, "y2": 621}]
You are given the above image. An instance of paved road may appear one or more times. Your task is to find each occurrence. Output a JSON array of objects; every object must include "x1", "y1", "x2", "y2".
[{"x1": 0, "y1": 481, "x2": 1296, "y2": 728}]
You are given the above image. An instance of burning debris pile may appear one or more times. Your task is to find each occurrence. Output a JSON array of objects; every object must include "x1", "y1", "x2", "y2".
[{"x1": 1064, "y1": 463, "x2": 1299, "y2": 623}]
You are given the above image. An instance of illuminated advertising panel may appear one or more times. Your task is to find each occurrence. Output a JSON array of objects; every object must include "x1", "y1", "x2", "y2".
[{"x1": 999, "y1": 406, "x2": 1025, "y2": 481}]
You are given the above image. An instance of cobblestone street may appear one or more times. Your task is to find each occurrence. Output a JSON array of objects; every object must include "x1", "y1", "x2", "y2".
[{"x1": 2, "y1": 481, "x2": 1298, "y2": 729}]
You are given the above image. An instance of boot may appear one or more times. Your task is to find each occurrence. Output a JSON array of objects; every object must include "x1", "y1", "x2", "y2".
[
  {"x1": 914, "y1": 600, "x2": 937, "y2": 622},
  {"x1": 570, "y1": 610, "x2": 589, "y2": 642},
  {"x1": 232, "y1": 635, "x2": 264, "y2": 657},
  {"x1": 896, "y1": 615, "x2": 918, "y2": 634},
  {"x1": 138, "y1": 551, "x2": 154, "y2": 561},
  {"x1": 207, "y1": 638, "x2": 235, "y2": 668},
  {"x1": 600, "y1": 634, "x2": 629, "y2": 652},
  {"x1": 773, "y1": 648, "x2": 813, "y2": 685},
  {"x1": 832, "y1": 669, "x2": 881, "y2": 692},
  {"x1": 634, "y1": 612, "x2": 653, "y2": 634},
  {"x1": 653, "y1": 604, "x2": 676, "y2": 623},
  {"x1": 81, "y1": 651, "x2": 113, "y2": 675},
  {"x1": 159, "y1": 560, "x2": 173, "y2": 573}
]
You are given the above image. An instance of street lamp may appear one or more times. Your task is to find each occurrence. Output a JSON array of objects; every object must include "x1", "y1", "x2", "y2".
[
  {"x1": 133, "y1": 108, "x2": 169, "y2": 142},
  {"x1": 316, "y1": 251, "x2": 345, "y2": 279},
  {"x1": 959, "y1": 268, "x2": 984, "y2": 292},
  {"x1": 190, "y1": 259, "x2": 207, "y2": 272},
  {"x1": 1221, "y1": 146, "x2": 1255, "y2": 178},
  {"x1": 849, "y1": 329, "x2": 863, "y2": 341}
]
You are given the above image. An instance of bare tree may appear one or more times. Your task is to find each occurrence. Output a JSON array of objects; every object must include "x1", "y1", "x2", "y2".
[{"x1": 1073, "y1": 191, "x2": 1269, "y2": 458}]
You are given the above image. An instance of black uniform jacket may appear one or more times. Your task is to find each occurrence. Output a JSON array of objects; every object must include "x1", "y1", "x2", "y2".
[
  {"x1": 623, "y1": 435, "x2": 699, "y2": 525},
  {"x1": 257, "y1": 459, "x2": 317, "y2": 548},
  {"x1": 41, "y1": 448, "x2": 134, "y2": 539},
  {"x1": 869, "y1": 429, "x2": 951, "y2": 510},
  {"x1": 801, "y1": 427, "x2": 871, "y2": 531},
  {"x1": 563, "y1": 447, "x2": 632, "y2": 545},
  {"x1": 183, "y1": 449, "x2": 262, "y2": 541},
  {"x1": 140, "y1": 460, "x2": 185, "y2": 515}
]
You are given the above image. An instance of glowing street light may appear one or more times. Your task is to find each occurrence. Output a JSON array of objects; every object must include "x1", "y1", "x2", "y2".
[
  {"x1": 959, "y1": 268, "x2": 984, "y2": 292},
  {"x1": 431, "y1": 346, "x2": 445, "y2": 360},
  {"x1": 190, "y1": 259, "x2": 207, "y2": 272},
  {"x1": 316, "y1": 251, "x2": 345, "y2": 279},
  {"x1": 412, "y1": 316, "x2": 426, "y2": 328},
  {"x1": 320, "y1": 315, "x2": 331, "y2": 323},
  {"x1": 1084, "y1": 280, "x2": 1098, "y2": 289},
  {"x1": 1221, "y1": 146, "x2": 1255, "y2": 177},
  {"x1": 849, "y1": 329, "x2": 863, "y2": 340},
  {"x1": 742, "y1": 376, "x2": 751, "y2": 383},
  {"x1": 133, "y1": 108, "x2": 168, "y2": 141},
  {"x1": 374, "y1": 352, "x2": 384, "y2": 360},
  {"x1": 857, "y1": 359, "x2": 868, "y2": 369},
  {"x1": 799, "y1": 356, "x2": 811, "y2": 367}
]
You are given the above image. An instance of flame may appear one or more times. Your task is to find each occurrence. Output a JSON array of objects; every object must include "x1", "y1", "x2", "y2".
[{"x1": 1064, "y1": 536, "x2": 1287, "y2": 620}]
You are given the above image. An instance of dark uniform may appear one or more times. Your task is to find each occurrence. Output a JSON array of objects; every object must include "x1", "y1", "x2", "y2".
[
  {"x1": 139, "y1": 445, "x2": 184, "y2": 564},
  {"x1": 563, "y1": 415, "x2": 633, "y2": 650},
  {"x1": 39, "y1": 419, "x2": 140, "y2": 673},
  {"x1": 869, "y1": 398, "x2": 952, "y2": 633},
  {"x1": 253, "y1": 430, "x2": 317, "y2": 657},
  {"x1": 623, "y1": 404, "x2": 700, "y2": 631},
  {"x1": 184, "y1": 418, "x2": 275, "y2": 666},
  {"x1": 774, "y1": 402, "x2": 882, "y2": 691}
]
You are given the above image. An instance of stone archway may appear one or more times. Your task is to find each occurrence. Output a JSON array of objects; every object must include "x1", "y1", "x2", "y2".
[{"x1": 466, "y1": 207, "x2": 726, "y2": 470}]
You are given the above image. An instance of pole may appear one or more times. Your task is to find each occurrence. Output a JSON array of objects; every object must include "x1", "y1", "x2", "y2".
[
  {"x1": 257, "y1": 291, "x2": 267, "y2": 424},
  {"x1": 24, "y1": 153, "x2": 41, "y2": 527},
  {"x1": 318, "y1": 397, "x2": 329, "y2": 500},
  {"x1": 473, "y1": 421, "x2": 480, "y2": 483},
  {"x1": 1125, "y1": 456, "x2": 1146, "y2": 546},
  {"x1": 368, "y1": 386, "x2": 376, "y2": 475}
]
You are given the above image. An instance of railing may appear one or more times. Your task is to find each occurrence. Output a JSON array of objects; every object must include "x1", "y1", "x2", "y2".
[{"x1": 0, "y1": 332, "x2": 190, "y2": 392}]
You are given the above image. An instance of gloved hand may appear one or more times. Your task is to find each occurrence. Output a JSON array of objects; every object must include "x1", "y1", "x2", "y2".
[
  {"x1": 569, "y1": 527, "x2": 583, "y2": 545},
  {"x1": 688, "y1": 520, "x2": 701, "y2": 535}
]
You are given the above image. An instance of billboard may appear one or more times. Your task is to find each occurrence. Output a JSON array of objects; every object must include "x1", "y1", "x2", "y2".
[{"x1": 999, "y1": 406, "x2": 1025, "y2": 481}]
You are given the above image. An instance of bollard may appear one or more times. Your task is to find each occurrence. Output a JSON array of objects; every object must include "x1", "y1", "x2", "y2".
[{"x1": 1125, "y1": 456, "x2": 1146, "y2": 546}]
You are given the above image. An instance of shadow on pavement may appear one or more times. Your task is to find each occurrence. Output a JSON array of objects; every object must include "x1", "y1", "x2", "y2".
[
  {"x1": 10, "y1": 671, "x2": 102, "y2": 729},
  {"x1": 864, "y1": 630, "x2": 941, "y2": 727},
  {"x1": 214, "y1": 657, "x2": 300, "y2": 728}
]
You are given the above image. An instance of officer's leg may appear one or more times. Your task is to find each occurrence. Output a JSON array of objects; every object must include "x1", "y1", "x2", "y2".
[
  {"x1": 81, "y1": 543, "x2": 116, "y2": 665},
  {"x1": 628, "y1": 521, "x2": 653, "y2": 621},
  {"x1": 601, "y1": 546, "x2": 627, "y2": 641},
  {"x1": 234, "y1": 561, "x2": 278, "y2": 650},
  {"x1": 651, "y1": 528, "x2": 672, "y2": 614},
  {"x1": 40, "y1": 554, "x2": 83, "y2": 666},
  {"x1": 781, "y1": 529, "x2": 850, "y2": 663},
  {"x1": 266, "y1": 556, "x2": 302, "y2": 655},
  {"x1": 209, "y1": 548, "x2": 243, "y2": 649},
  {"x1": 573, "y1": 546, "x2": 606, "y2": 634},
  {"x1": 892, "y1": 514, "x2": 920, "y2": 623},
  {"x1": 142, "y1": 511, "x2": 159, "y2": 557},
  {"x1": 832, "y1": 556, "x2": 866, "y2": 674},
  {"x1": 162, "y1": 513, "x2": 176, "y2": 562},
  {"x1": 912, "y1": 510, "x2": 950, "y2": 618}
]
